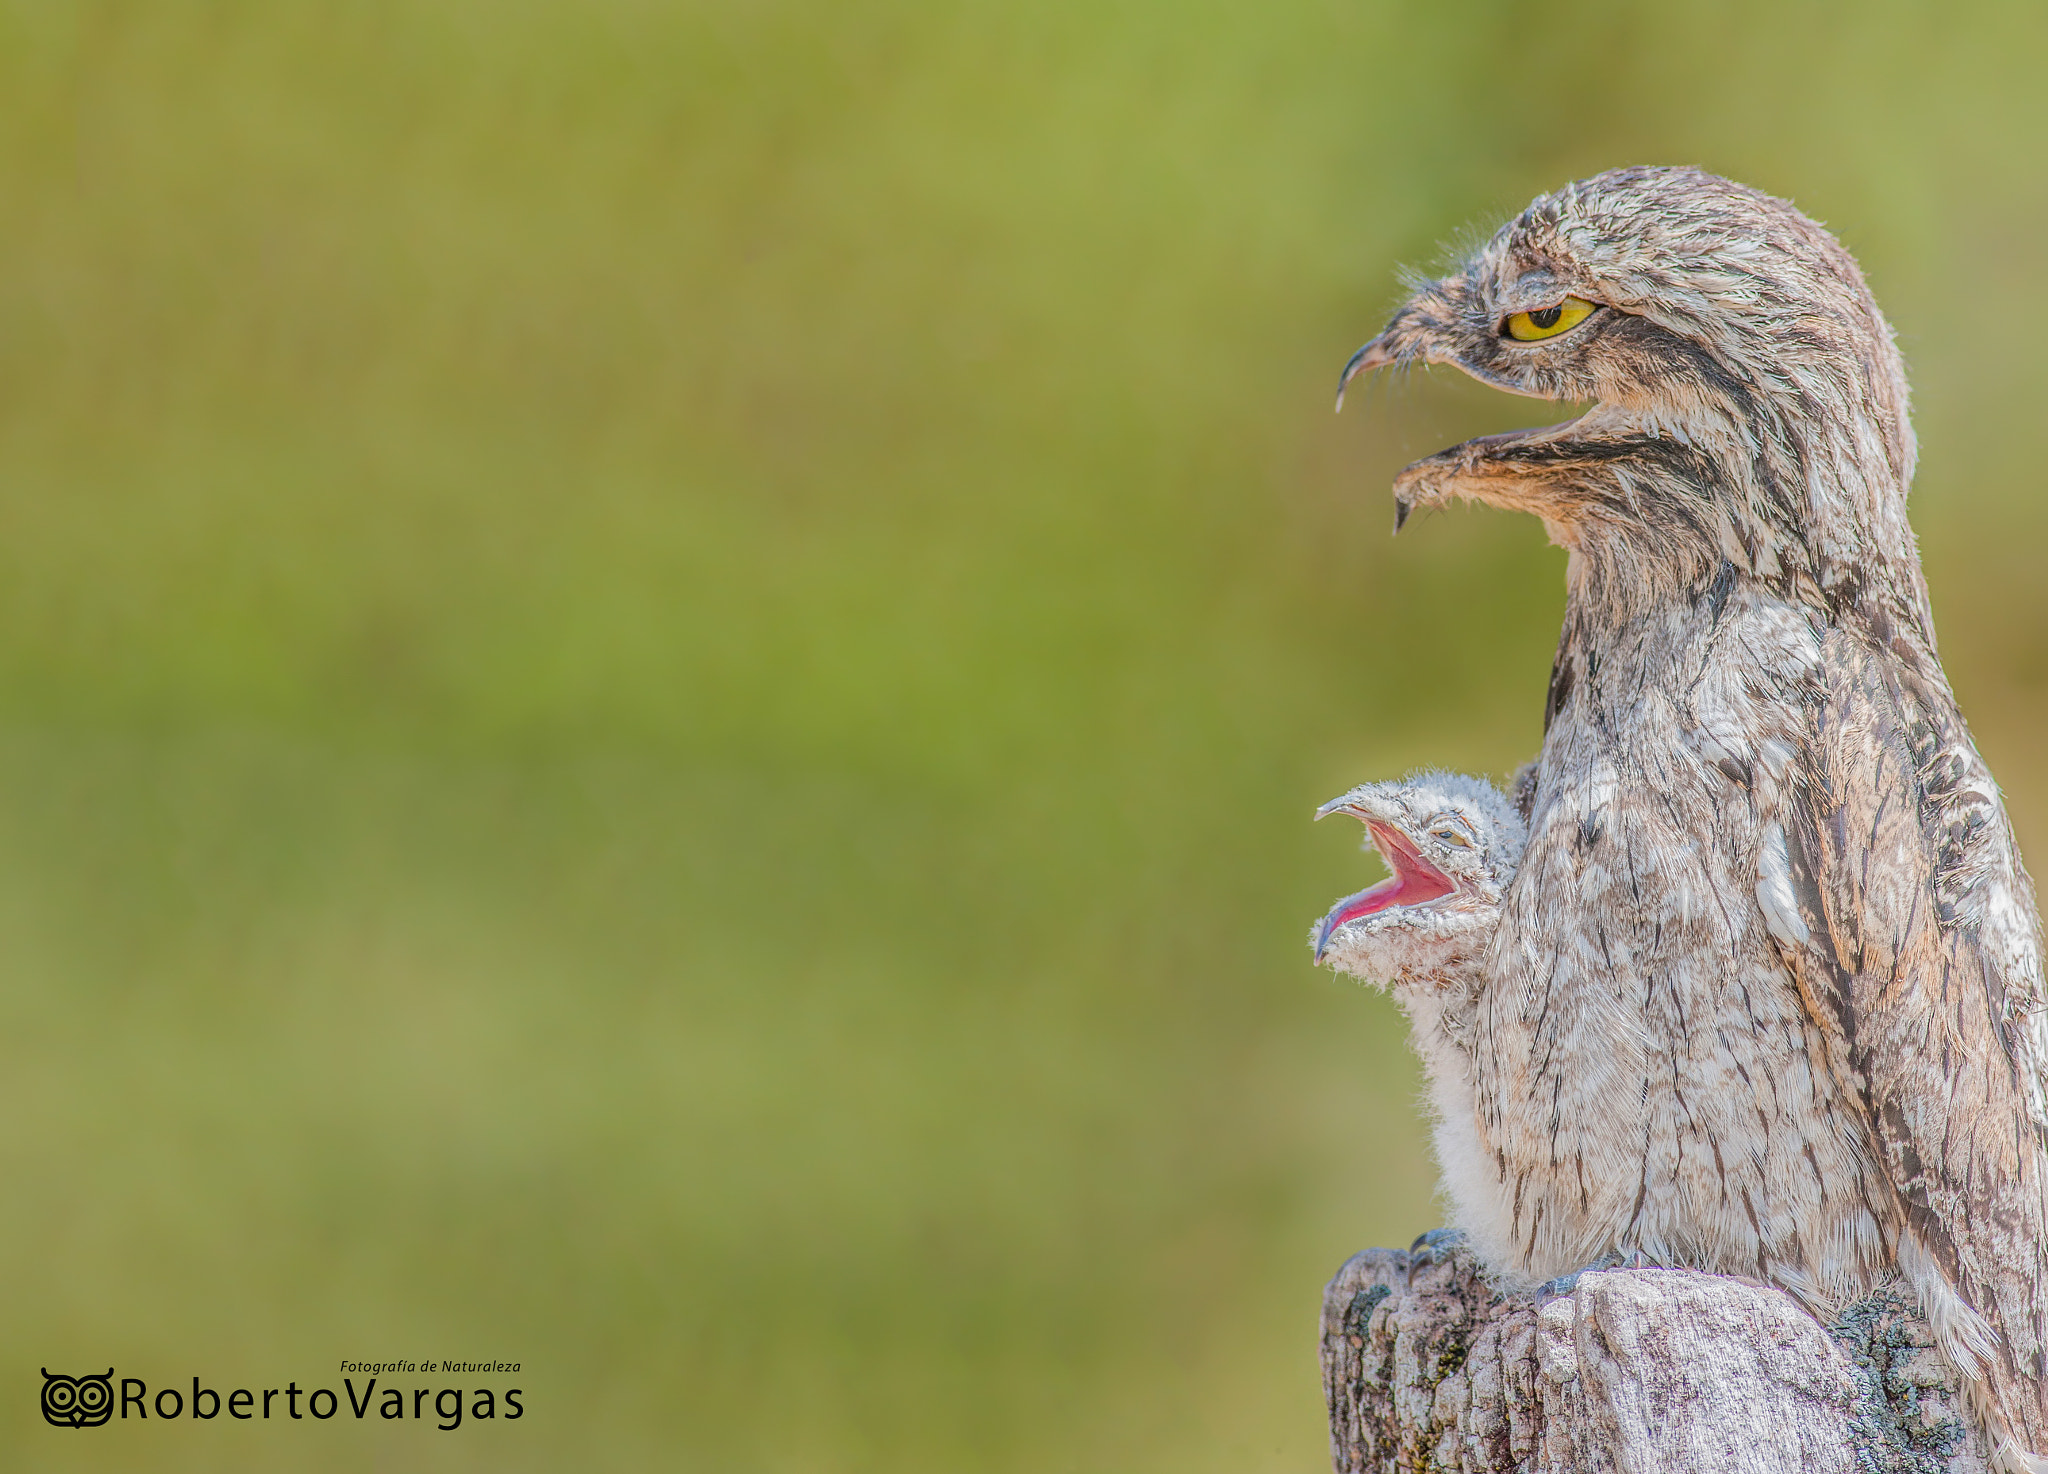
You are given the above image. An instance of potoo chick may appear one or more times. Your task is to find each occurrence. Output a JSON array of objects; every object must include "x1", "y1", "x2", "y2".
[
  {"x1": 1339, "y1": 167, "x2": 2048, "y2": 1470},
  {"x1": 1311, "y1": 771, "x2": 1526, "y2": 1237}
]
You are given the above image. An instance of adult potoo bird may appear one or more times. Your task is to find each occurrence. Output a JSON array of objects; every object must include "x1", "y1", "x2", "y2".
[
  {"x1": 1340, "y1": 167, "x2": 2048, "y2": 1470},
  {"x1": 1311, "y1": 772, "x2": 1526, "y2": 1232}
]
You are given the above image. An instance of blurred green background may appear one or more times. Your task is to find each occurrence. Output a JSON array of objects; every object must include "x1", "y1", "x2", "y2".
[{"x1": 4, "y1": 1, "x2": 2047, "y2": 1469}]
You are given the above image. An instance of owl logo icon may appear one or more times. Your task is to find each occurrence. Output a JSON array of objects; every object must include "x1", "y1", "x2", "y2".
[{"x1": 40, "y1": 1368, "x2": 114, "y2": 1428}]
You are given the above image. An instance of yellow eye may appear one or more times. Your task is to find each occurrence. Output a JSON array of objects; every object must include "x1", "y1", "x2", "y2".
[{"x1": 1503, "y1": 295, "x2": 1597, "y2": 342}]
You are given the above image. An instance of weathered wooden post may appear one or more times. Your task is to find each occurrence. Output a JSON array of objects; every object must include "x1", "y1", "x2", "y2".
[{"x1": 1320, "y1": 1240, "x2": 1987, "y2": 1473}]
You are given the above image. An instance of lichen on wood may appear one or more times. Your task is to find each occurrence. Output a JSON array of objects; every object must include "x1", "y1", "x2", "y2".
[{"x1": 1321, "y1": 1239, "x2": 1986, "y2": 1474}]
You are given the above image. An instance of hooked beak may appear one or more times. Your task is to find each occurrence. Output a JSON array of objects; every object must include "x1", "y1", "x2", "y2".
[
  {"x1": 1335, "y1": 333, "x2": 1399, "y2": 412},
  {"x1": 1335, "y1": 284, "x2": 1464, "y2": 412}
]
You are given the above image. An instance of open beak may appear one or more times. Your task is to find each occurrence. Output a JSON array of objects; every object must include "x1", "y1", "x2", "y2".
[
  {"x1": 1337, "y1": 284, "x2": 1605, "y2": 532},
  {"x1": 1337, "y1": 332, "x2": 1423, "y2": 533},
  {"x1": 1312, "y1": 799, "x2": 1456, "y2": 962}
]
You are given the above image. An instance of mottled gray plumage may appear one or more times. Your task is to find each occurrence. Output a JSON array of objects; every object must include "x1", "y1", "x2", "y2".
[{"x1": 1338, "y1": 167, "x2": 2048, "y2": 1470}]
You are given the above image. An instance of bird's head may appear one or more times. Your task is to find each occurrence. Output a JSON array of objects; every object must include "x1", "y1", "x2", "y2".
[
  {"x1": 1311, "y1": 771, "x2": 1525, "y2": 985},
  {"x1": 1342, "y1": 166, "x2": 1918, "y2": 620}
]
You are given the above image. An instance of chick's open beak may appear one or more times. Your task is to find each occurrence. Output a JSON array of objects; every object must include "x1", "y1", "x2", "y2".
[{"x1": 1312, "y1": 800, "x2": 1456, "y2": 962}]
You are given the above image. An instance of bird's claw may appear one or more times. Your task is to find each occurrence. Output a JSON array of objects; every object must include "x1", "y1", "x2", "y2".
[
  {"x1": 1538, "y1": 1267, "x2": 1590, "y2": 1297},
  {"x1": 1408, "y1": 1227, "x2": 1467, "y2": 1265},
  {"x1": 1538, "y1": 1247, "x2": 1652, "y2": 1297}
]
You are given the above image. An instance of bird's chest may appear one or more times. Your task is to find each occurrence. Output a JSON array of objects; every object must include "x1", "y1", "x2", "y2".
[
  {"x1": 1505, "y1": 608, "x2": 1791, "y2": 1007},
  {"x1": 1459, "y1": 601, "x2": 1867, "y2": 1280}
]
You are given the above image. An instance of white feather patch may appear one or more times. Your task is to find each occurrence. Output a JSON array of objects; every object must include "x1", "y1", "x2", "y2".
[{"x1": 1755, "y1": 821, "x2": 1809, "y2": 947}]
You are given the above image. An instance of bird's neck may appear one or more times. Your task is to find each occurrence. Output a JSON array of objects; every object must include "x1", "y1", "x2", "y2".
[{"x1": 1558, "y1": 400, "x2": 1931, "y2": 645}]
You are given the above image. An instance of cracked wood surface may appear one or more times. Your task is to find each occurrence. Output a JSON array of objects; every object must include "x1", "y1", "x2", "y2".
[{"x1": 1322, "y1": 1242, "x2": 1986, "y2": 1473}]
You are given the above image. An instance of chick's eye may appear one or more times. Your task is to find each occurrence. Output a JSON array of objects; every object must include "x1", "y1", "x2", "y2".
[
  {"x1": 1503, "y1": 295, "x2": 1597, "y2": 343},
  {"x1": 1432, "y1": 827, "x2": 1472, "y2": 848}
]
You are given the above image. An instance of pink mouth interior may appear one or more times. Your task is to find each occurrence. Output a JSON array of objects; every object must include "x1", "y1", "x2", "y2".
[{"x1": 1321, "y1": 822, "x2": 1456, "y2": 937}]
